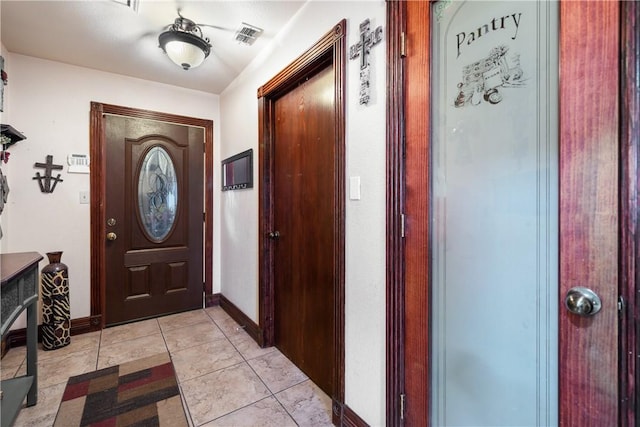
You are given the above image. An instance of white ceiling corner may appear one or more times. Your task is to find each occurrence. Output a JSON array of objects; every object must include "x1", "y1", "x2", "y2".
[{"x1": 0, "y1": 0, "x2": 307, "y2": 94}]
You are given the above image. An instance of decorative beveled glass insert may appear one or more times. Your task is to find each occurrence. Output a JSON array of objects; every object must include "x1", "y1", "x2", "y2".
[{"x1": 138, "y1": 146, "x2": 178, "y2": 242}]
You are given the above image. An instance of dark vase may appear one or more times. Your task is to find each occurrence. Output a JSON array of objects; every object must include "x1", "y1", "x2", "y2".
[{"x1": 41, "y1": 251, "x2": 70, "y2": 350}]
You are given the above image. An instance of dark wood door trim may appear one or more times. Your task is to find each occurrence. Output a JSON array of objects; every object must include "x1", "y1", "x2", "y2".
[
  {"x1": 385, "y1": 1, "x2": 407, "y2": 425},
  {"x1": 620, "y1": 2, "x2": 639, "y2": 426},
  {"x1": 90, "y1": 102, "x2": 214, "y2": 328},
  {"x1": 257, "y1": 20, "x2": 346, "y2": 423},
  {"x1": 387, "y1": 1, "x2": 433, "y2": 424}
]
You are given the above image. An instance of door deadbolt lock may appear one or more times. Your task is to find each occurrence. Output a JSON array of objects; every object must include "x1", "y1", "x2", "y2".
[
  {"x1": 106, "y1": 232, "x2": 117, "y2": 241},
  {"x1": 565, "y1": 287, "x2": 602, "y2": 317},
  {"x1": 107, "y1": 218, "x2": 116, "y2": 227}
]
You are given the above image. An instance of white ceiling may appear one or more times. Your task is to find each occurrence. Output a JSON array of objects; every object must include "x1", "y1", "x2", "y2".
[{"x1": 0, "y1": 0, "x2": 307, "y2": 94}]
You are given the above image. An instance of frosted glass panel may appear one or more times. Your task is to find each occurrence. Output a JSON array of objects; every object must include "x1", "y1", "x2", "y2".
[
  {"x1": 431, "y1": 1, "x2": 558, "y2": 426},
  {"x1": 138, "y1": 146, "x2": 178, "y2": 242}
]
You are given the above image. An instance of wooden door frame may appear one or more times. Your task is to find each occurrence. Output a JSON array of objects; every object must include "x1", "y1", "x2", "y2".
[
  {"x1": 385, "y1": 1, "x2": 639, "y2": 425},
  {"x1": 89, "y1": 102, "x2": 214, "y2": 329},
  {"x1": 257, "y1": 20, "x2": 346, "y2": 424},
  {"x1": 385, "y1": 2, "x2": 407, "y2": 424},
  {"x1": 620, "y1": 2, "x2": 639, "y2": 426}
]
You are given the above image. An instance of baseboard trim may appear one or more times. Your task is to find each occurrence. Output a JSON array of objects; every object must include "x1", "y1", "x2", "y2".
[
  {"x1": 219, "y1": 294, "x2": 263, "y2": 347},
  {"x1": 1, "y1": 315, "x2": 102, "y2": 357},
  {"x1": 205, "y1": 293, "x2": 221, "y2": 307},
  {"x1": 72, "y1": 315, "x2": 102, "y2": 335},
  {"x1": 342, "y1": 404, "x2": 369, "y2": 427}
]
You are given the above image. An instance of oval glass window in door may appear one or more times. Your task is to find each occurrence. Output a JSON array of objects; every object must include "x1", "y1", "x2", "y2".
[{"x1": 137, "y1": 146, "x2": 178, "y2": 242}]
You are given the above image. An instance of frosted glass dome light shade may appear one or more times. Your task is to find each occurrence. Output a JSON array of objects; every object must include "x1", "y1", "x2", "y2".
[{"x1": 159, "y1": 30, "x2": 211, "y2": 70}]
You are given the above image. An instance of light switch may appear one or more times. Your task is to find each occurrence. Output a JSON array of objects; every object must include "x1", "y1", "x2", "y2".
[
  {"x1": 349, "y1": 176, "x2": 361, "y2": 200},
  {"x1": 79, "y1": 191, "x2": 89, "y2": 204}
]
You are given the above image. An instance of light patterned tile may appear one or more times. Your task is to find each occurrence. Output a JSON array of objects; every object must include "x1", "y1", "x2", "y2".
[
  {"x1": 276, "y1": 380, "x2": 333, "y2": 427},
  {"x1": 38, "y1": 347, "x2": 98, "y2": 388},
  {"x1": 228, "y1": 330, "x2": 277, "y2": 361},
  {"x1": 248, "y1": 350, "x2": 308, "y2": 393},
  {"x1": 157, "y1": 309, "x2": 212, "y2": 332},
  {"x1": 180, "y1": 363, "x2": 270, "y2": 426},
  {"x1": 38, "y1": 331, "x2": 101, "y2": 361},
  {"x1": 13, "y1": 361, "x2": 27, "y2": 378},
  {"x1": 2, "y1": 345, "x2": 26, "y2": 369},
  {"x1": 179, "y1": 383, "x2": 196, "y2": 427},
  {"x1": 214, "y1": 316, "x2": 247, "y2": 339},
  {"x1": 97, "y1": 333, "x2": 167, "y2": 369},
  {"x1": 1, "y1": 362, "x2": 20, "y2": 380},
  {"x1": 204, "y1": 396, "x2": 297, "y2": 427},
  {"x1": 163, "y1": 321, "x2": 226, "y2": 353},
  {"x1": 13, "y1": 382, "x2": 66, "y2": 427},
  {"x1": 100, "y1": 318, "x2": 160, "y2": 346},
  {"x1": 204, "y1": 306, "x2": 233, "y2": 324},
  {"x1": 171, "y1": 338, "x2": 244, "y2": 383}
]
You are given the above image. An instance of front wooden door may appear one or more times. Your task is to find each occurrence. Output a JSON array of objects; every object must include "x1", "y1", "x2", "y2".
[
  {"x1": 104, "y1": 115, "x2": 204, "y2": 326},
  {"x1": 394, "y1": 1, "x2": 621, "y2": 425},
  {"x1": 272, "y1": 64, "x2": 336, "y2": 396}
]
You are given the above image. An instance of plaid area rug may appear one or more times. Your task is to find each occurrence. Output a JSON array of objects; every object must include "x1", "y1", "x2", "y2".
[{"x1": 54, "y1": 353, "x2": 188, "y2": 426}]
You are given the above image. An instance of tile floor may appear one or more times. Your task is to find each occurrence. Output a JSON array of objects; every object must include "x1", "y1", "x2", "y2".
[{"x1": 1, "y1": 306, "x2": 333, "y2": 426}]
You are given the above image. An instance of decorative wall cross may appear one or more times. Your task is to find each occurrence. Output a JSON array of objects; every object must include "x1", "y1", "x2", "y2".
[
  {"x1": 349, "y1": 18, "x2": 383, "y2": 105},
  {"x1": 33, "y1": 155, "x2": 63, "y2": 193}
]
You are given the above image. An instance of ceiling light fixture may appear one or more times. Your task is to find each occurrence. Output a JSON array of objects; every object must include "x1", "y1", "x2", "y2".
[{"x1": 158, "y1": 15, "x2": 211, "y2": 70}]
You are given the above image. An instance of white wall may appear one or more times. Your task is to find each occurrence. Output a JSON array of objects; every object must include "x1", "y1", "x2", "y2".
[
  {"x1": 1, "y1": 43, "x2": 11, "y2": 255},
  {"x1": 219, "y1": 1, "x2": 386, "y2": 424},
  {"x1": 3, "y1": 54, "x2": 221, "y2": 328}
]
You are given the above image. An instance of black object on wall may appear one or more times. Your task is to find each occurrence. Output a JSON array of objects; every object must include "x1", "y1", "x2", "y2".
[{"x1": 221, "y1": 149, "x2": 253, "y2": 191}]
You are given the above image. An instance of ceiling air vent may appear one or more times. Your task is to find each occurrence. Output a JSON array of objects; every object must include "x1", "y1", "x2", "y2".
[{"x1": 234, "y1": 23, "x2": 263, "y2": 46}]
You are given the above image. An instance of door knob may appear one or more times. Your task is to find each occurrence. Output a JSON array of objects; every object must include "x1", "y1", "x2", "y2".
[
  {"x1": 268, "y1": 231, "x2": 280, "y2": 240},
  {"x1": 565, "y1": 287, "x2": 601, "y2": 317},
  {"x1": 106, "y1": 232, "x2": 117, "y2": 241}
]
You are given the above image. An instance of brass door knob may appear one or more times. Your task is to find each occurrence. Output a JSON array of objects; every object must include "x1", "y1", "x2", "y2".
[{"x1": 106, "y1": 232, "x2": 117, "y2": 241}]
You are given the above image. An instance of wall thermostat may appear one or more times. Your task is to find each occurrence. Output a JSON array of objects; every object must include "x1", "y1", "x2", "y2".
[{"x1": 67, "y1": 154, "x2": 90, "y2": 174}]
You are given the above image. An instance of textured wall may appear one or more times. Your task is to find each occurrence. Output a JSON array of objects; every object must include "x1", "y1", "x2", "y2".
[
  {"x1": 3, "y1": 54, "x2": 220, "y2": 326},
  {"x1": 220, "y1": 2, "x2": 386, "y2": 424}
]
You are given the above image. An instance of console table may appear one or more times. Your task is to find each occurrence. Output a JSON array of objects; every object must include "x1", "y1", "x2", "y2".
[{"x1": 1, "y1": 252, "x2": 42, "y2": 427}]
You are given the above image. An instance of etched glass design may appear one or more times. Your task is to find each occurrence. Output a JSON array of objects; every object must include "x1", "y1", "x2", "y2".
[
  {"x1": 431, "y1": 1, "x2": 558, "y2": 425},
  {"x1": 138, "y1": 146, "x2": 177, "y2": 242}
]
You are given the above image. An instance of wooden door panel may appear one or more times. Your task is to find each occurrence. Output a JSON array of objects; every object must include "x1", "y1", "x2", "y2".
[
  {"x1": 105, "y1": 115, "x2": 203, "y2": 325},
  {"x1": 558, "y1": 1, "x2": 619, "y2": 424},
  {"x1": 126, "y1": 266, "x2": 150, "y2": 298},
  {"x1": 122, "y1": 262, "x2": 188, "y2": 300},
  {"x1": 273, "y1": 83, "x2": 301, "y2": 362},
  {"x1": 167, "y1": 263, "x2": 187, "y2": 293},
  {"x1": 403, "y1": 1, "x2": 431, "y2": 424},
  {"x1": 273, "y1": 65, "x2": 336, "y2": 396}
]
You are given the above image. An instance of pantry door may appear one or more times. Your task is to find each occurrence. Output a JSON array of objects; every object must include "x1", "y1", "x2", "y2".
[{"x1": 393, "y1": 0, "x2": 621, "y2": 425}]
